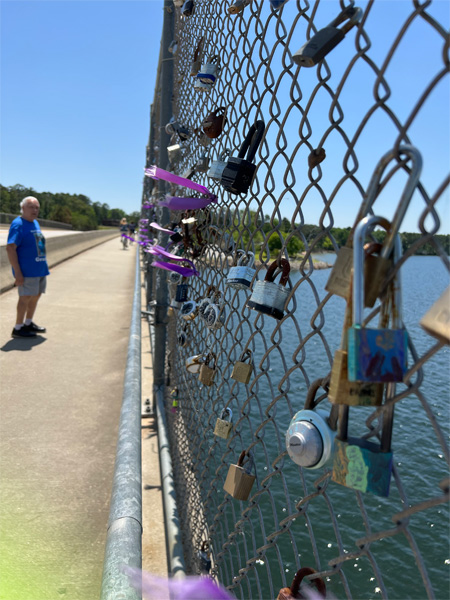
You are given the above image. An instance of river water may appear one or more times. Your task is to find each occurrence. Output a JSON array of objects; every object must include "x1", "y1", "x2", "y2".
[{"x1": 208, "y1": 254, "x2": 449, "y2": 599}]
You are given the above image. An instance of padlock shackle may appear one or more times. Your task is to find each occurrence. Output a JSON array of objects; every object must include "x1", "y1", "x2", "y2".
[
  {"x1": 237, "y1": 450, "x2": 254, "y2": 473},
  {"x1": 237, "y1": 251, "x2": 255, "y2": 268},
  {"x1": 304, "y1": 378, "x2": 327, "y2": 411},
  {"x1": 220, "y1": 407, "x2": 233, "y2": 421},
  {"x1": 329, "y1": 5, "x2": 362, "y2": 32},
  {"x1": 289, "y1": 567, "x2": 327, "y2": 598},
  {"x1": 193, "y1": 36, "x2": 203, "y2": 61},
  {"x1": 352, "y1": 215, "x2": 391, "y2": 326},
  {"x1": 238, "y1": 120, "x2": 265, "y2": 164},
  {"x1": 265, "y1": 258, "x2": 290, "y2": 286},
  {"x1": 239, "y1": 349, "x2": 253, "y2": 363},
  {"x1": 346, "y1": 145, "x2": 422, "y2": 249}
]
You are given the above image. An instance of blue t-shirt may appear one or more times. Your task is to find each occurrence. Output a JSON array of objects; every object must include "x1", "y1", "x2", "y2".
[{"x1": 7, "y1": 217, "x2": 50, "y2": 277}]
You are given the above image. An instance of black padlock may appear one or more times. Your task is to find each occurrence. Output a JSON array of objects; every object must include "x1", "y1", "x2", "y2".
[
  {"x1": 293, "y1": 5, "x2": 362, "y2": 68},
  {"x1": 220, "y1": 120, "x2": 265, "y2": 195}
]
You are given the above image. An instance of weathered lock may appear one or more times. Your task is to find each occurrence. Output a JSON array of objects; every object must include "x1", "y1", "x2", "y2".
[
  {"x1": 169, "y1": 271, "x2": 182, "y2": 285},
  {"x1": 325, "y1": 145, "x2": 422, "y2": 306},
  {"x1": 231, "y1": 349, "x2": 253, "y2": 384},
  {"x1": 190, "y1": 37, "x2": 203, "y2": 76},
  {"x1": 228, "y1": 0, "x2": 251, "y2": 15},
  {"x1": 177, "y1": 330, "x2": 188, "y2": 348},
  {"x1": 293, "y1": 5, "x2": 362, "y2": 68},
  {"x1": 195, "y1": 55, "x2": 220, "y2": 92},
  {"x1": 286, "y1": 379, "x2": 337, "y2": 469},
  {"x1": 175, "y1": 281, "x2": 189, "y2": 302},
  {"x1": 196, "y1": 152, "x2": 210, "y2": 173},
  {"x1": 223, "y1": 450, "x2": 256, "y2": 501},
  {"x1": 348, "y1": 217, "x2": 408, "y2": 383},
  {"x1": 185, "y1": 353, "x2": 205, "y2": 374},
  {"x1": 197, "y1": 286, "x2": 216, "y2": 322},
  {"x1": 227, "y1": 251, "x2": 256, "y2": 289},
  {"x1": 277, "y1": 567, "x2": 327, "y2": 600},
  {"x1": 180, "y1": 299, "x2": 197, "y2": 321},
  {"x1": 214, "y1": 408, "x2": 233, "y2": 439},
  {"x1": 202, "y1": 107, "x2": 227, "y2": 139},
  {"x1": 203, "y1": 299, "x2": 227, "y2": 330},
  {"x1": 168, "y1": 39, "x2": 177, "y2": 55},
  {"x1": 207, "y1": 149, "x2": 231, "y2": 180},
  {"x1": 220, "y1": 120, "x2": 265, "y2": 195},
  {"x1": 247, "y1": 259, "x2": 290, "y2": 320},
  {"x1": 167, "y1": 144, "x2": 183, "y2": 163},
  {"x1": 165, "y1": 119, "x2": 190, "y2": 140},
  {"x1": 332, "y1": 401, "x2": 394, "y2": 497},
  {"x1": 329, "y1": 264, "x2": 384, "y2": 406},
  {"x1": 199, "y1": 353, "x2": 217, "y2": 386},
  {"x1": 181, "y1": 0, "x2": 194, "y2": 17},
  {"x1": 196, "y1": 541, "x2": 211, "y2": 573},
  {"x1": 181, "y1": 165, "x2": 196, "y2": 180},
  {"x1": 420, "y1": 286, "x2": 450, "y2": 345}
]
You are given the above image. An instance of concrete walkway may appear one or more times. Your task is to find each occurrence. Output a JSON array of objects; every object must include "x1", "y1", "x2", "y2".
[{"x1": 0, "y1": 238, "x2": 166, "y2": 600}]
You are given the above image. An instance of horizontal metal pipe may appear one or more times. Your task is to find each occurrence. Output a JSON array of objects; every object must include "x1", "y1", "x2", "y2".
[{"x1": 101, "y1": 248, "x2": 142, "y2": 600}]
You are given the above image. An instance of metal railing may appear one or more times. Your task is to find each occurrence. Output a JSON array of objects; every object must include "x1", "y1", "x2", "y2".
[
  {"x1": 143, "y1": 1, "x2": 449, "y2": 598},
  {"x1": 101, "y1": 249, "x2": 142, "y2": 600}
]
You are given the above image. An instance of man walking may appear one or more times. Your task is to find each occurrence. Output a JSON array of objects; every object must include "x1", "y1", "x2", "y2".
[{"x1": 6, "y1": 196, "x2": 49, "y2": 338}]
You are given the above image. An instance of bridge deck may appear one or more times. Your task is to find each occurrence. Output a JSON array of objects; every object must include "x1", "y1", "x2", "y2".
[{"x1": 0, "y1": 238, "x2": 167, "y2": 600}]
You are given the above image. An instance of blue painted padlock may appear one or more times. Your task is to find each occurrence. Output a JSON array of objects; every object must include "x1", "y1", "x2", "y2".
[{"x1": 347, "y1": 216, "x2": 408, "y2": 383}]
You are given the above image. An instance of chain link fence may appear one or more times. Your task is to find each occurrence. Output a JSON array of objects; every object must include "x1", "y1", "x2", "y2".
[{"x1": 142, "y1": 1, "x2": 449, "y2": 598}]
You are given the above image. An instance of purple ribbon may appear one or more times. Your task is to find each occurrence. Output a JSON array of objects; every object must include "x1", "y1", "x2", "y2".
[
  {"x1": 145, "y1": 244, "x2": 199, "y2": 276},
  {"x1": 144, "y1": 165, "x2": 217, "y2": 209},
  {"x1": 158, "y1": 195, "x2": 218, "y2": 210},
  {"x1": 150, "y1": 222, "x2": 174, "y2": 234},
  {"x1": 152, "y1": 260, "x2": 198, "y2": 277}
]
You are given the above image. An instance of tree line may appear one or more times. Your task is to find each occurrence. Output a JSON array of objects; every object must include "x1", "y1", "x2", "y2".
[
  {"x1": 0, "y1": 184, "x2": 140, "y2": 230},
  {"x1": 1, "y1": 185, "x2": 448, "y2": 255}
]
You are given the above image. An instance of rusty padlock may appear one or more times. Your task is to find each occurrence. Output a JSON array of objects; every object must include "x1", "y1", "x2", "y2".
[
  {"x1": 202, "y1": 107, "x2": 228, "y2": 139},
  {"x1": 231, "y1": 349, "x2": 253, "y2": 384},
  {"x1": 223, "y1": 450, "x2": 256, "y2": 501},
  {"x1": 199, "y1": 352, "x2": 217, "y2": 386},
  {"x1": 191, "y1": 37, "x2": 204, "y2": 76},
  {"x1": 277, "y1": 567, "x2": 327, "y2": 599},
  {"x1": 228, "y1": 0, "x2": 251, "y2": 14},
  {"x1": 247, "y1": 259, "x2": 290, "y2": 320},
  {"x1": 214, "y1": 408, "x2": 233, "y2": 439},
  {"x1": 325, "y1": 145, "x2": 422, "y2": 306},
  {"x1": 420, "y1": 286, "x2": 450, "y2": 345}
]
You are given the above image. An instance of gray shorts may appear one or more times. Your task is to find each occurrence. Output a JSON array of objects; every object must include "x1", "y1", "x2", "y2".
[{"x1": 18, "y1": 276, "x2": 47, "y2": 297}]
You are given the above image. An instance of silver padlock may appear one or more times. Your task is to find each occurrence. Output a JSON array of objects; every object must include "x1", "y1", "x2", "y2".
[
  {"x1": 247, "y1": 259, "x2": 290, "y2": 320},
  {"x1": 196, "y1": 152, "x2": 210, "y2": 173},
  {"x1": 197, "y1": 286, "x2": 217, "y2": 322},
  {"x1": 180, "y1": 300, "x2": 198, "y2": 321},
  {"x1": 286, "y1": 380, "x2": 337, "y2": 469},
  {"x1": 207, "y1": 149, "x2": 231, "y2": 180},
  {"x1": 227, "y1": 251, "x2": 256, "y2": 289},
  {"x1": 195, "y1": 56, "x2": 220, "y2": 92},
  {"x1": 204, "y1": 299, "x2": 226, "y2": 330},
  {"x1": 167, "y1": 144, "x2": 183, "y2": 163}
]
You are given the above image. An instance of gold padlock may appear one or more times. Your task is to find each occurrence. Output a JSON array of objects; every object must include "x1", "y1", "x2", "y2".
[
  {"x1": 420, "y1": 286, "x2": 450, "y2": 345},
  {"x1": 328, "y1": 278, "x2": 384, "y2": 406},
  {"x1": 214, "y1": 408, "x2": 233, "y2": 439},
  {"x1": 231, "y1": 349, "x2": 253, "y2": 384},
  {"x1": 199, "y1": 353, "x2": 216, "y2": 386},
  {"x1": 223, "y1": 450, "x2": 255, "y2": 501}
]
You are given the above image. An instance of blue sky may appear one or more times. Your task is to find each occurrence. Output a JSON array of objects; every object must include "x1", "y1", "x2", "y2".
[
  {"x1": 1, "y1": 0, "x2": 449, "y2": 233},
  {"x1": 1, "y1": 0, "x2": 164, "y2": 215}
]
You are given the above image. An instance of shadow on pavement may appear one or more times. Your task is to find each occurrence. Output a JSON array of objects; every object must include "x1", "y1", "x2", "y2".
[{"x1": 1, "y1": 336, "x2": 47, "y2": 352}]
